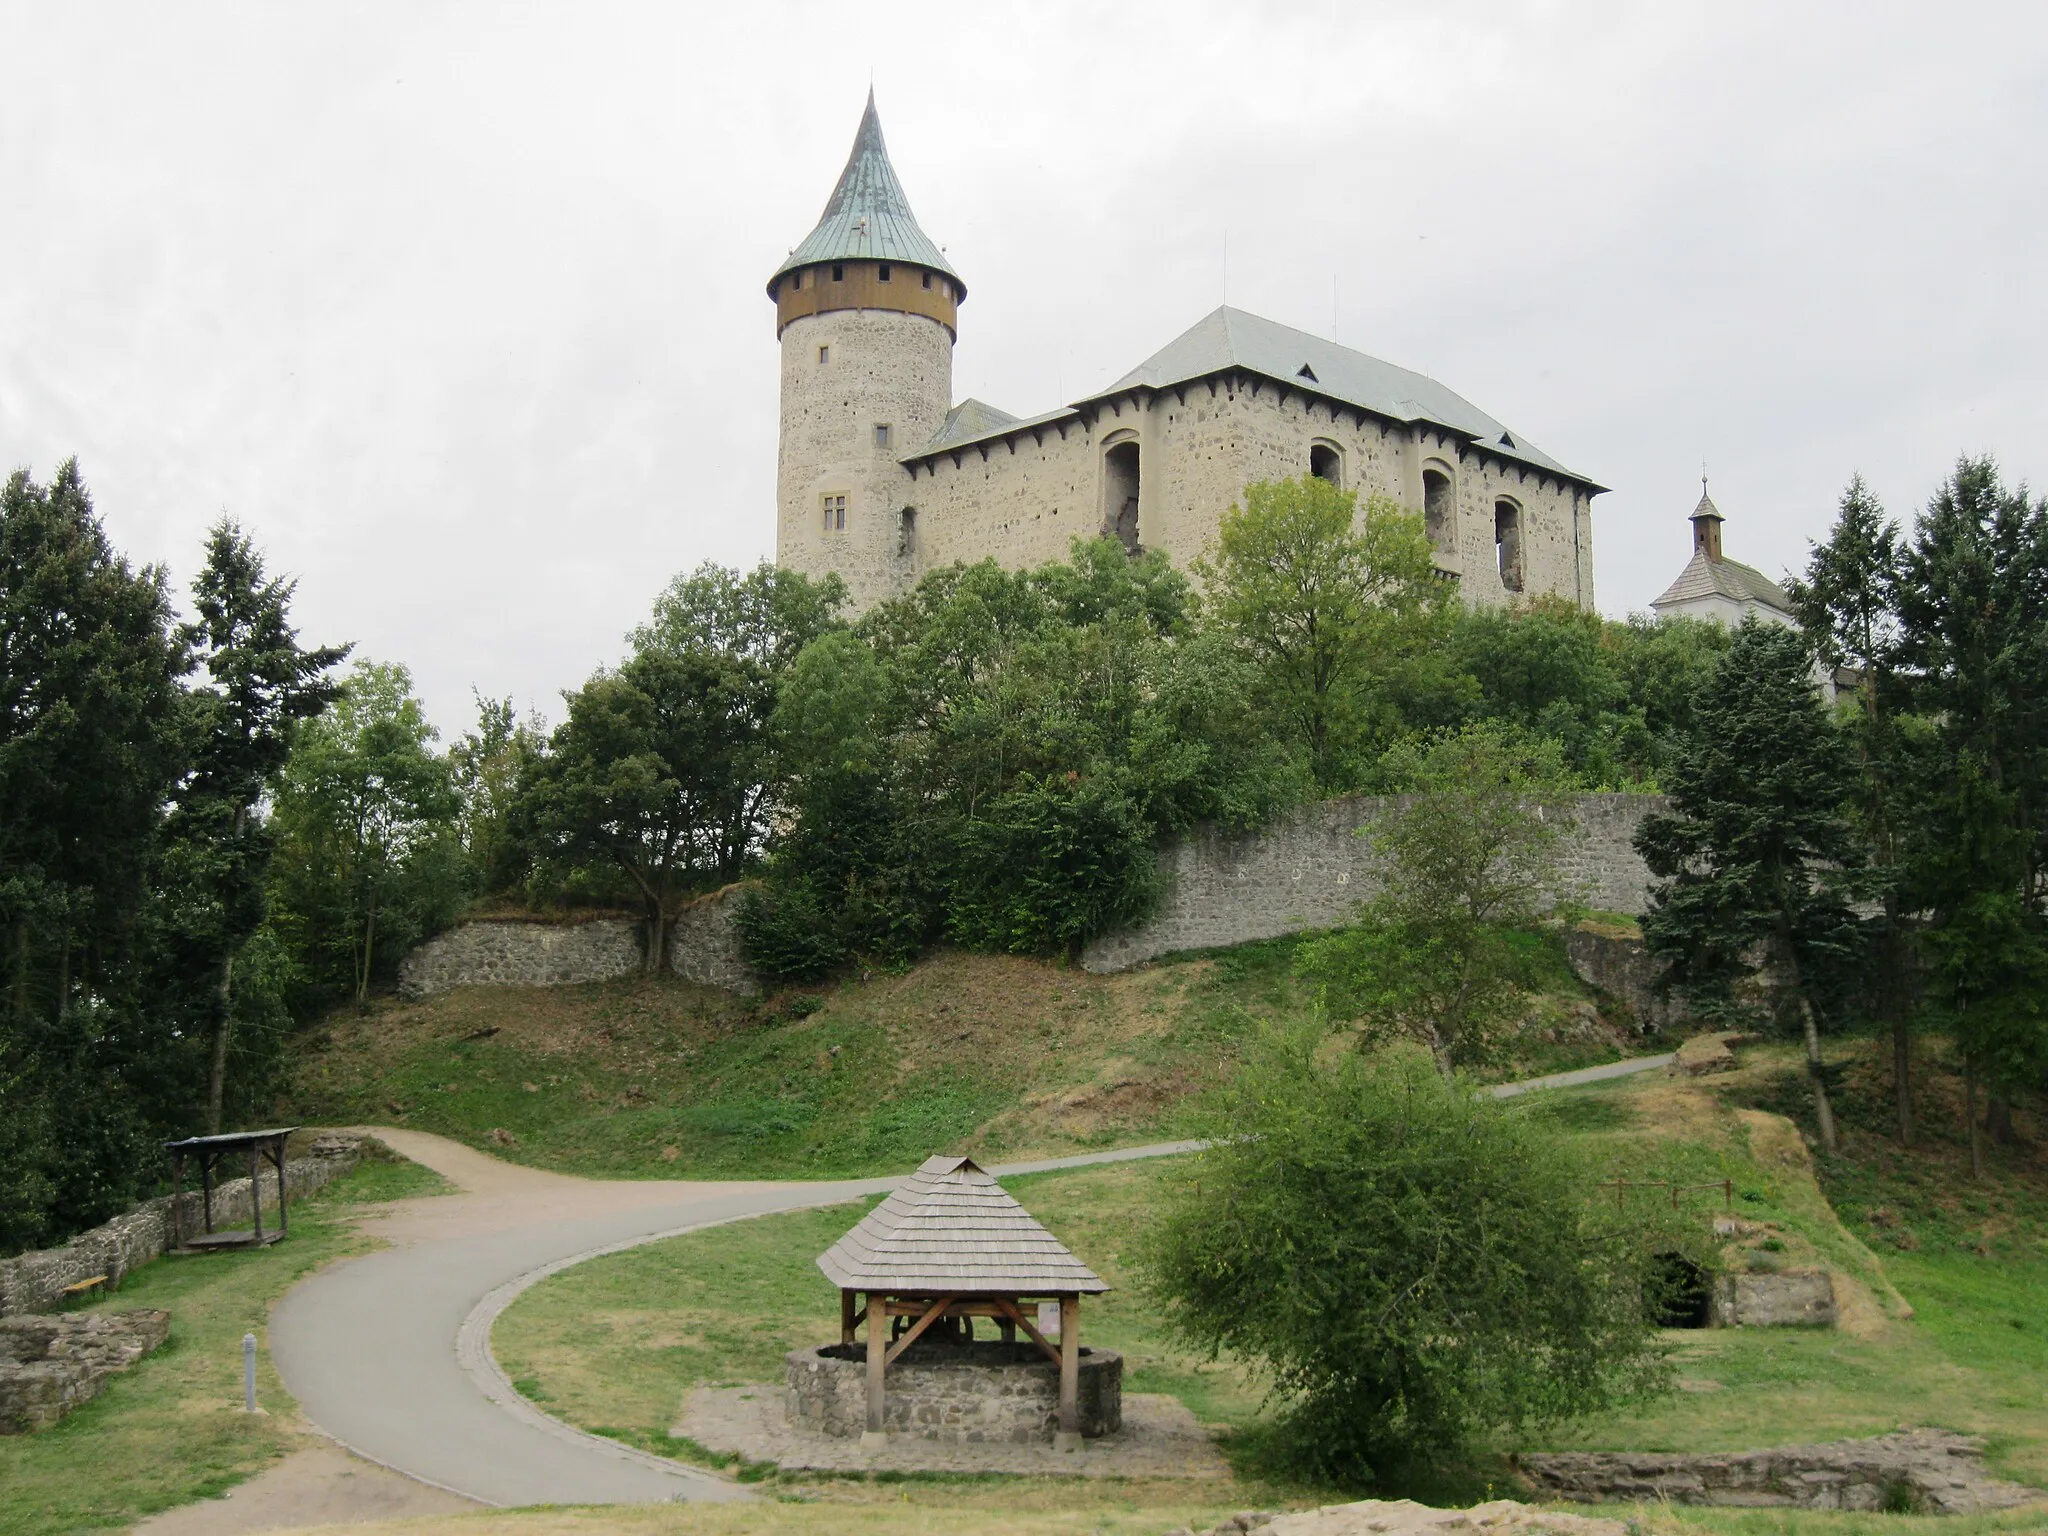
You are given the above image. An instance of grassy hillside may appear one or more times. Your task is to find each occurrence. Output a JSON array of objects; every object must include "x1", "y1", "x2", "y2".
[{"x1": 283, "y1": 930, "x2": 1635, "y2": 1181}]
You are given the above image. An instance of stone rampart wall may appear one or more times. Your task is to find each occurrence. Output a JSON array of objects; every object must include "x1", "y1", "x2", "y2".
[
  {"x1": 396, "y1": 885, "x2": 760, "y2": 1000},
  {"x1": 0, "y1": 1143, "x2": 360, "y2": 1317},
  {"x1": 1082, "y1": 792, "x2": 1664, "y2": 974}
]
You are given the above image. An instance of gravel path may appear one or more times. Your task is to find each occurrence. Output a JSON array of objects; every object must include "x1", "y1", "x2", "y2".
[{"x1": 268, "y1": 1051, "x2": 1675, "y2": 1508}]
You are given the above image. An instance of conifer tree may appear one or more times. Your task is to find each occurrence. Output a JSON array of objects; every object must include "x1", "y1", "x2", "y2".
[
  {"x1": 1636, "y1": 619, "x2": 1859, "y2": 1153},
  {"x1": 1789, "y1": 477, "x2": 1918, "y2": 1140}
]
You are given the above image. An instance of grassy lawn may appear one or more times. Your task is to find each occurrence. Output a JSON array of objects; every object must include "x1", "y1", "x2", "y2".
[
  {"x1": 284, "y1": 931, "x2": 1643, "y2": 1183},
  {"x1": 0, "y1": 1150, "x2": 448, "y2": 1536},
  {"x1": 495, "y1": 1057, "x2": 2048, "y2": 1523}
]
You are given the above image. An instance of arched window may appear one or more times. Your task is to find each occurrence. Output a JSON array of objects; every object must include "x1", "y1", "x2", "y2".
[
  {"x1": 1422, "y1": 463, "x2": 1454, "y2": 553},
  {"x1": 1101, "y1": 438, "x2": 1141, "y2": 555},
  {"x1": 1309, "y1": 442, "x2": 1343, "y2": 488},
  {"x1": 1495, "y1": 498, "x2": 1524, "y2": 592}
]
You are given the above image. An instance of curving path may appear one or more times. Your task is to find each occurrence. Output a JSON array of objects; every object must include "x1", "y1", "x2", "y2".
[{"x1": 269, "y1": 1053, "x2": 1673, "y2": 1507}]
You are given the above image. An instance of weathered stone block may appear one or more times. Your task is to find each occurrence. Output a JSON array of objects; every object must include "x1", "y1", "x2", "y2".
[
  {"x1": 1713, "y1": 1270, "x2": 1837, "y2": 1328},
  {"x1": 0, "y1": 1309, "x2": 169, "y2": 1433},
  {"x1": 784, "y1": 1340, "x2": 1121, "y2": 1443}
]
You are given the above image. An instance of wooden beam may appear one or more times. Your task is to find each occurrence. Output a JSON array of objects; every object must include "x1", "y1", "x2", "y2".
[
  {"x1": 275, "y1": 1139, "x2": 288, "y2": 1236},
  {"x1": 841, "y1": 1288, "x2": 858, "y2": 1345},
  {"x1": 1058, "y1": 1295, "x2": 1080, "y2": 1444},
  {"x1": 883, "y1": 1294, "x2": 959, "y2": 1367},
  {"x1": 865, "y1": 1291, "x2": 886, "y2": 1436},
  {"x1": 249, "y1": 1144, "x2": 263, "y2": 1243},
  {"x1": 991, "y1": 1296, "x2": 1062, "y2": 1366}
]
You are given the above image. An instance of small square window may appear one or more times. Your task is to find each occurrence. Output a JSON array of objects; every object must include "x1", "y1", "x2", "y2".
[
  {"x1": 874, "y1": 424, "x2": 892, "y2": 449},
  {"x1": 877, "y1": 263, "x2": 891, "y2": 281},
  {"x1": 921, "y1": 271, "x2": 932, "y2": 290},
  {"x1": 788, "y1": 272, "x2": 801, "y2": 292},
  {"x1": 822, "y1": 493, "x2": 846, "y2": 532},
  {"x1": 831, "y1": 263, "x2": 844, "y2": 281},
  {"x1": 818, "y1": 344, "x2": 829, "y2": 364}
]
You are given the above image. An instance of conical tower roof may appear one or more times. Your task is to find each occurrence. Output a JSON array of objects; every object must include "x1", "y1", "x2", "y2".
[
  {"x1": 769, "y1": 92, "x2": 962, "y2": 297},
  {"x1": 818, "y1": 1155, "x2": 1106, "y2": 1294}
]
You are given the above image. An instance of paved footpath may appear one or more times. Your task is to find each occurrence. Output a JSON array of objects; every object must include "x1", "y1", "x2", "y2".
[{"x1": 268, "y1": 1052, "x2": 1674, "y2": 1508}]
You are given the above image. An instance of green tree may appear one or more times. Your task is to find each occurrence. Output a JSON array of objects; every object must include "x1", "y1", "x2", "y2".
[
  {"x1": 1198, "y1": 478, "x2": 1443, "y2": 791},
  {"x1": 170, "y1": 519, "x2": 346, "y2": 1130},
  {"x1": 1896, "y1": 458, "x2": 2048, "y2": 1163},
  {"x1": 449, "y1": 692, "x2": 546, "y2": 895},
  {"x1": 1636, "y1": 619, "x2": 1860, "y2": 1153},
  {"x1": 0, "y1": 461, "x2": 190, "y2": 1245},
  {"x1": 1788, "y1": 476, "x2": 1920, "y2": 1141},
  {"x1": 1140, "y1": 1034, "x2": 1668, "y2": 1482},
  {"x1": 525, "y1": 648, "x2": 755, "y2": 971},
  {"x1": 270, "y1": 660, "x2": 462, "y2": 1006},
  {"x1": 1297, "y1": 724, "x2": 1578, "y2": 1075}
]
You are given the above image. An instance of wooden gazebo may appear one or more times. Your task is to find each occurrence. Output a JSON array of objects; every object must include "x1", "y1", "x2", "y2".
[
  {"x1": 818, "y1": 1154, "x2": 1108, "y2": 1451},
  {"x1": 165, "y1": 1128, "x2": 297, "y2": 1251}
]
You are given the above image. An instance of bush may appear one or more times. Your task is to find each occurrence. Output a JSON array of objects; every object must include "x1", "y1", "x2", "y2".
[{"x1": 1139, "y1": 1035, "x2": 1670, "y2": 1483}]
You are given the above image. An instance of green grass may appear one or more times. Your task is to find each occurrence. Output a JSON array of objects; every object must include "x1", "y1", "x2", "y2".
[
  {"x1": 284, "y1": 930, "x2": 1655, "y2": 1184},
  {"x1": 0, "y1": 1149, "x2": 447, "y2": 1536}
]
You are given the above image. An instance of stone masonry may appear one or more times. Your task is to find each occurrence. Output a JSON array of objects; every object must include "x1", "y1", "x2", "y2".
[
  {"x1": 0, "y1": 1137, "x2": 362, "y2": 1318},
  {"x1": 1083, "y1": 792, "x2": 1663, "y2": 973},
  {"x1": 397, "y1": 884, "x2": 759, "y2": 999},
  {"x1": 0, "y1": 1309, "x2": 170, "y2": 1433},
  {"x1": 1518, "y1": 1429, "x2": 2037, "y2": 1515},
  {"x1": 1713, "y1": 1269, "x2": 1837, "y2": 1327},
  {"x1": 784, "y1": 1341, "x2": 1121, "y2": 1443}
]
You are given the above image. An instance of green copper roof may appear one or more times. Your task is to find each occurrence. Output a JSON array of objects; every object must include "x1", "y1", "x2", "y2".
[{"x1": 770, "y1": 92, "x2": 962, "y2": 297}]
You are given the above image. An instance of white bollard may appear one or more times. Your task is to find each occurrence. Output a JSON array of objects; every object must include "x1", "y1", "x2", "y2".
[{"x1": 243, "y1": 1332, "x2": 257, "y2": 1412}]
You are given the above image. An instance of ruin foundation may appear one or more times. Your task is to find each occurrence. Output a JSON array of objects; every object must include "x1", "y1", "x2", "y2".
[{"x1": 785, "y1": 1341, "x2": 1121, "y2": 1443}]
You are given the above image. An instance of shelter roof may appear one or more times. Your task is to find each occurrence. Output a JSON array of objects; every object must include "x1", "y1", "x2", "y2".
[
  {"x1": 770, "y1": 91, "x2": 961, "y2": 295},
  {"x1": 818, "y1": 1155, "x2": 1107, "y2": 1295},
  {"x1": 164, "y1": 1128, "x2": 297, "y2": 1152},
  {"x1": 1650, "y1": 549, "x2": 1794, "y2": 614}
]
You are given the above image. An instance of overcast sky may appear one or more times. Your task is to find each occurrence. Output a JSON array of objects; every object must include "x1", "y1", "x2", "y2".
[{"x1": 4, "y1": 3, "x2": 2044, "y2": 737}]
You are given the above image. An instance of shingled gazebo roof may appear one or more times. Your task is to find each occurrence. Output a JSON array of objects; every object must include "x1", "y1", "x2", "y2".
[{"x1": 818, "y1": 1155, "x2": 1107, "y2": 1295}]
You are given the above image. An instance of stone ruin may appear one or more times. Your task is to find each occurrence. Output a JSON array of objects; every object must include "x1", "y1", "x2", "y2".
[
  {"x1": 0, "y1": 1309, "x2": 170, "y2": 1433},
  {"x1": 1518, "y1": 1428, "x2": 2037, "y2": 1515}
]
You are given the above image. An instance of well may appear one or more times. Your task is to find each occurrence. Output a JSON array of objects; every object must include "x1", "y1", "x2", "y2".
[{"x1": 787, "y1": 1340, "x2": 1122, "y2": 1443}]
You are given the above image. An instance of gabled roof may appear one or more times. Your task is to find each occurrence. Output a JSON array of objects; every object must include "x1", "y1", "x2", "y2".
[
  {"x1": 1084, "y1": 307, "x2": 1600, "y2": 488},
  {"x1": 770, "y1": 92, "x2": 962, "y2": 295},
  {"x1": 817, "y1": 1154, "x2": 1108, "y2": 1295},
  {"x1": 1651, "y1": 549, "x2": 1794, "y2": 615},
  {"x1": 924, "y1": 398, "x2": 1024, "y2": 452}
]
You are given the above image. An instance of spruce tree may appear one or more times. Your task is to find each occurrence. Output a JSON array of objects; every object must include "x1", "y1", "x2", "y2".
[
  {"x1": 1636, "y1": 619, "x2": 1859, "y2": 1153},
  {"x1": 1789, "y1": 477, "x2": 1918, "y2": 1140}
]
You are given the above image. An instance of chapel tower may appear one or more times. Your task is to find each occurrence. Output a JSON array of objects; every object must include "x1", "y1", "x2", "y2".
[{"x1": 769, "y1": 92, "x2": 962, "y2": 611}]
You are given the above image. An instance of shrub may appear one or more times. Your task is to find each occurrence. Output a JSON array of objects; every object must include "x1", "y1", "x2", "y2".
[{"x1": 1139, "y1": 1034, "x2": 1671, "y2": 1482}]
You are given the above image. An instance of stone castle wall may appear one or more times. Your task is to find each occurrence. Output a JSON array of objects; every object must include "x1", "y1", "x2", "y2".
[
  {"x1": 1082, "y1": 792, "x2": 1663, "y2": 974},
  {"x1": 0, "y1": 1139, "x2": 362, "y2": 1317},
  {"x1": 795, "y1": 365, "x2": 1594, "y2": 615},
  {"x1": 397, "y1": 885, "x2": 760, "y2": 999}
]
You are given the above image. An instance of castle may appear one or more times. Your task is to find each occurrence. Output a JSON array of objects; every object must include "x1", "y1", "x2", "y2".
[{"x1": 772, "y1": 95, "x2": 1606, "y2": 614}]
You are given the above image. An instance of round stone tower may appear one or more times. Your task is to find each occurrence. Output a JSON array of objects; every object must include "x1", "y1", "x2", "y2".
[{"x1": 770, "y1": 92, "x2": 963, "y2": 613}]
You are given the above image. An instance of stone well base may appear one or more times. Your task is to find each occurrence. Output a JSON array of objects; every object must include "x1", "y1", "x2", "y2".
[{"x1": 785, "y1": 1341, "x2": 1121, "y2": 1443}]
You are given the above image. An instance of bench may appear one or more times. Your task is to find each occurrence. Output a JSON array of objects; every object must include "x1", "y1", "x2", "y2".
[{"x1": 58, "y1": 1275, "x2": 108, "y2": 1304}]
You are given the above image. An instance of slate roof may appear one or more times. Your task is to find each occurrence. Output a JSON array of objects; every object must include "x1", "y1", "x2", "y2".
[
  {"x1": 818, "y1": 1155, "x2": 1108, "y2": 1295},
  {"x1": 770, "y1": 91, "x2": 962, "y2": 296},
  {"x1": 1650, "y1": 550, "x2": 1795, "y2": 615},
  {"x1": 903, "y1": 306, "x2": 1599, "y2": 489}
]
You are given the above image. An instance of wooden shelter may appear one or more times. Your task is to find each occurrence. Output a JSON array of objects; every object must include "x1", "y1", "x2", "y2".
[
  {"x1": 164, "y1": 1128, "x2": 297, "y2": 1251},
  {"x1": 818, "y1": 1154, "x2": 1108, "y2": 1449}
]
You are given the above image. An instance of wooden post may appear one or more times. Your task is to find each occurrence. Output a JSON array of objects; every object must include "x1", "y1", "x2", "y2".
[
  {"x1": 201, "y1": 1152, "x2": 215, "y2": 1235},
  {"x1": 250, "y1": 1144, "x2": 264, "y2": 1243},
  {"x1": 1055, "y1": 1294, "x2": 1080, "y2": 1452},
  {"x1": 276, "y1": 1141, "x2": 289, "y2": 1236},
  {"x1": 169, "y1": 1152, "x2": 183, "y2": 1251},
  {"x1": 863, "y1": 1291, "x2": 887, "y2": 1445},
  {"x1": 840, "y1": 1288, "x2": 857, "y2": 1346}
]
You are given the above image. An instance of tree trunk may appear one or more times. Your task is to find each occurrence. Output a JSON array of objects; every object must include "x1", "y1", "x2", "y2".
[
  {"x1": 1965, "y1": 1053, "x2": 1984, "y2": 1180},
  {"x1": 1777, "y1": 933, "x2": 1839, "y2": 1155},
  {"x1": 1883, "y1": 896, "x2": 1912, "y2": 1145},
  {"x1": 206, "y1": 953, "x2": 234, "y2": 1136},
  {"x1": 645, "y1": 900, "x2": 667, "y2": 975},
  {"x1": 356, "y1": 908, "x2": 376, "y2": 1010}
]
